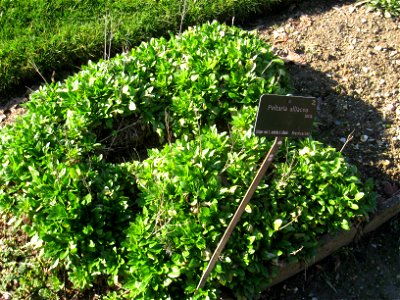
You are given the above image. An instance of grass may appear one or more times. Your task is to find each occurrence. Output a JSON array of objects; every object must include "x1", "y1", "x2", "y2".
[
  {"x1": 0, "y1": 0, "x2": 284, "y2": 103},
  {"x1": 0, "y1": 0, "x2": 396, "y2": 103}
]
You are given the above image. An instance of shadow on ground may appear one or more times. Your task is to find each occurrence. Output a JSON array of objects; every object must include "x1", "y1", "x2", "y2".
[{"x1": 286, "y1": 62, "x2": 392, "y2": 187}]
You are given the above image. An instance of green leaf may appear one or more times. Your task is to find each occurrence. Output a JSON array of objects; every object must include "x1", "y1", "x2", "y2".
[
  {"x1": 350, "y1": 203, "x2": 359, "y2": 210},
  {"x1": 245, "y1": 204, "x2": 252, "y2": 213},
  {"x1": 129, "y1": 102, "x2": 137, "y2": 111},
  {"x1": 248, "y1": 235, "x2": 256, "y2": 244},
  {"x1": 354, "y1": 192, "x2": 365, "y2": 200},
  {"x1": 341, "y1": 219, "x2": 350, "y2": 231},
  {"x1": 168, "y1": 266, "x2": 181, "y2": 278},
  {"x1": 83, "y1": 193, "x2": 92, "y2": 205},
  {"x1": 273, "y1": 219, "x2": 283, "y2": 231},
  {"x1": 163, "y1": 278, "x2": 173, "y2": 287}
]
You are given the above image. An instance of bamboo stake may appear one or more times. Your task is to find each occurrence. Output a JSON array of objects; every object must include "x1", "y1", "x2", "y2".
[{"x1": 197, "y1": 136, "x2": 283, "y2": 290}]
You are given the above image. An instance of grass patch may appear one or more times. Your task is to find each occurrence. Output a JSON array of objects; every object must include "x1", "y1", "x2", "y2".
[{"x1": 0, "y1": 0, "x2": 284, "y2": 102}]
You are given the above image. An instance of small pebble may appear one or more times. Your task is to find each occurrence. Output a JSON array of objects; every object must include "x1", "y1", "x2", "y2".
[
  {"x1": 360, "y1": 135, "x2": 369, "y2": 142},
  {"x1": 384, "y1": 92, "x2": 392, "y2": 97},
  {"x1": 386, "y1": 104, "x2": 395, "y2": 111}
]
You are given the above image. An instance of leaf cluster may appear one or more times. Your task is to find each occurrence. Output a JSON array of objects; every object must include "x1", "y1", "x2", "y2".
[{"x1": 120, "y1": 108, "x2": 375, "y2": 299}]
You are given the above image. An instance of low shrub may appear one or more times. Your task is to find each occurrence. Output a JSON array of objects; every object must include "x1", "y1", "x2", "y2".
[
  {"x1": 0, "y1": 215, "x2": 62, "y2": 299},
  {"x1": 0, "y1": 22, "x2": 375, "y2": 298},
  {"x1": 0, "y1": 21, "x2": 286, "y2": 291},
  {"x1": 120, "y1": 107, "x2": 375, "y2": 299}
]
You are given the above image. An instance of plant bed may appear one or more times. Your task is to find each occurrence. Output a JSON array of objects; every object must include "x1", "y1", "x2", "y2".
[{"x1": 0, "y1": 21, "x2": 378, "y2": 299}]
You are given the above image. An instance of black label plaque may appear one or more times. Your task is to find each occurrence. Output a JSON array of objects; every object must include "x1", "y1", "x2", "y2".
[{"x1": 254, "y1": 94, "x2": 316, "y2": 137}]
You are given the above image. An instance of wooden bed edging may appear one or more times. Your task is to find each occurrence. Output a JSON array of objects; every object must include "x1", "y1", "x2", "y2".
[{"x1": 265, "y1": 193, "x2": 400, "y2": 289}]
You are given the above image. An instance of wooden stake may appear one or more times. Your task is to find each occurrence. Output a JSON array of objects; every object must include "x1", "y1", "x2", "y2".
[{"x1": 196, "y1": 136, "x2": 283, "y2": 290}]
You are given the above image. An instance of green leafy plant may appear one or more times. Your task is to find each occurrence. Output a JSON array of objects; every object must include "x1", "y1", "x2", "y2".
[
  {"x1": 0, "y1": 215, "x2": 62, "y2": 299},
  {"x1": 0, "y1": 21, "x2": 287, "y2": 293},
  {"x1": 120, "y1": 106, "x2": 375, "y2": 299},
  {"x1": 0, "y1": 21, "x2": 375, "y2": 299}
]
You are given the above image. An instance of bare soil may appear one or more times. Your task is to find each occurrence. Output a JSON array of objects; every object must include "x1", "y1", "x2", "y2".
[{"x1": 255, "y1": 0, "x2": 400, "y2": 187}]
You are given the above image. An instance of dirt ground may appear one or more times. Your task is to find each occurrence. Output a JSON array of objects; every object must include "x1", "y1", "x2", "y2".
[{"x1": 248, "y1": 0, "x2": 400, "y2": 298}]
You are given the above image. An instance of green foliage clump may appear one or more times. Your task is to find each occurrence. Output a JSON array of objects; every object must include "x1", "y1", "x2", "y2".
[
  {"x1": 121, "y1": 107, "x2": 375, "y2": 299},
  {"x1": 0, "y1": 21, "x2": 286, "y2": 292},
  {"x1": 0, "y1": 0, "x2": 283, "y2": 101},
  {"x1": 0, "y1": 22, "x2": 375, "y2": 299},
  {"x1": 368, "y1": 0, "x2": 400, "y2": 16}
]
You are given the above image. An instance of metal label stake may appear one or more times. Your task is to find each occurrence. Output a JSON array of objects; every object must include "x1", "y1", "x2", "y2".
[{"x1": 196, "y1": 136, "x2": 283, "y2": 290}]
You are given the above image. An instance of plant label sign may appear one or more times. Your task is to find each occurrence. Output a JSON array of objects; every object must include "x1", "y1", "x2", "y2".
[{"x1": 254, "y1": 94, "x2": 316, "y2": 137}]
